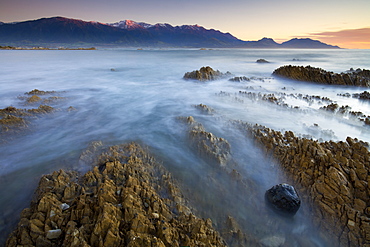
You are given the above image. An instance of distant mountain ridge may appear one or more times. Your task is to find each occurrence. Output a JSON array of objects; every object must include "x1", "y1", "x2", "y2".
[{"x1": 0, "y1": 17, "x2": 340, "y2": 48}]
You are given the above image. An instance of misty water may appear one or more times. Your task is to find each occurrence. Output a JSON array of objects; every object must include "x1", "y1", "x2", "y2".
[{"x1": 0, "y1": 48, "x2": 369, "y2": 246}]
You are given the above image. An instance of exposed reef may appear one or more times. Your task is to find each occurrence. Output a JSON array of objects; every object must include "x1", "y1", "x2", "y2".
[
  {"x1": 6, "y1": 143, "x2": 226, "y2": 247},
  {"x1": 234, "y1": 121, "x2": 370, "y2": 246},
  {"x1": 320, "y1": 103, "x2": 370, "y2": 125},
  {"x1": 183, "y1": 66, "x2": 230, "y2": 81},
  {"x1": 229, "y1": 76, "x2": 251, "y2": 82},
  {"x1": 180, "y1": 116, "x2": 231, "y2": 166},
  {"x1": 0, "y1": 89, "x2": 71, "y2": 143},
  {"x1": 193, "y1": 103, "x2": 216, "y2": 115},
  {"x1": 256, "y1": 59, "x2": 270, "y2": 63},
  {"x1": 353, "y1": 91, "x2": 370, "y2": 101},
  {"x1": 273, "y1": 65, "x2": 370, "y2": 87}
]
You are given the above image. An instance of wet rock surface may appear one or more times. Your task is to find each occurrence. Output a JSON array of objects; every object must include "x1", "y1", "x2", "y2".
[
  {"x1": 193, "y1": 103, "x2": 216, "y2": 115},
  {"x1": 0, "y1": 89, "x2": 72, "y2": 143},
  {"x1": 235, "y1": 121, "x2": 370, "y2": 246},
  {"x1": 265, "y1": 184, "x2": 301, "y2": 216},
  {"x1": 183, "y1": 66, "x2": 228, "y2": 81},
  {"x1": 353, "y1": 90, "x2": 370, "y2": 101},
  {"x1": 6, "y1": 143, "x2": 226, "y2": 247},
  {"x1": 320, "y1": 103, "x2": 370, "y2": 125},
  {"x1": 180, "y1": 116, "x2": 231, "y2": 166},
  {"x1": 229, "y1": 76, "x2": 251, "y2": 82},
  {"x1": 256, "y1": 59, "x2": 270, "y2": 63},
  {"x1": 273, "y1": 65, "x2": 370, "y2": 87}
]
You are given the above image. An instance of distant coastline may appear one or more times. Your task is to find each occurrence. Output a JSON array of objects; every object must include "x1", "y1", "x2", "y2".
[{"x1": 0, "y1": 45, "x2": 96, "y2": 50}]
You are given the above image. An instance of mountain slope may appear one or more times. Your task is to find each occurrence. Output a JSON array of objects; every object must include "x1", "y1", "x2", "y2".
[
  {"x1": 0, "y1": 17, "x2": 341, "y2": 48},
  {"x1": 0, "y1": 17, "x2": 156, "y2": 45},
  {"x1": 281, "y1": 38, "x2": 340, "y2": 49},
  {"x1": 109, "y1": 20, "x2": 243, "y2": 47}
]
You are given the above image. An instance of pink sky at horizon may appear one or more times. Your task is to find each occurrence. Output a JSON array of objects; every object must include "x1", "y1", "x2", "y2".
[{"x1": 1, "y1": 0, "x2": 369, "y2": 49}]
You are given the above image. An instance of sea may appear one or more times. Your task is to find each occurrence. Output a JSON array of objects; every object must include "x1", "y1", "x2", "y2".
[{"x1": 0, "y1": 48, "x2": 369, "y2": 246}]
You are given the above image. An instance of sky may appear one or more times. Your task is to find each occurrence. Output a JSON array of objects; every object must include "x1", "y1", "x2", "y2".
[{"x1": 1, "y1": 0, "x2": 370, "y2": 49}]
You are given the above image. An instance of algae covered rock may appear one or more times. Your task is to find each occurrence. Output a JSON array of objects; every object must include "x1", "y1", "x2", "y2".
[
  {"x1": 25, "y1": 89, "x2": 57, "y2": 95},
  {"x1": 6, "y1": 142, "x2": 226, "y2": 247},
  {"x1": 26, "y1": 95, "x2": 42, "y2": 104}
]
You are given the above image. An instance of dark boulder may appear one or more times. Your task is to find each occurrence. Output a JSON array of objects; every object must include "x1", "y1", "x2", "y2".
[{"x1": 265, "y1": 183, "x2": 301, "y2": 216}]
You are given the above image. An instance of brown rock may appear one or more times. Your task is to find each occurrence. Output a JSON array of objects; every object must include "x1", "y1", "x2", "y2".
[
  {"x1": 26, "y1": 95, "x2": 42, "y2": 104},
  {"x1": 183, "y1": 66, "x2": 225, "y2": 81},
  {"x1": 232, "y1": 121, "x2": 370, "y2": 246},
  {"x1": 273, "y1": 65, "x2": 370, "y2": 87},
  {"x1": 5, "y1": 143, "x2": 226, "y2": 247}
]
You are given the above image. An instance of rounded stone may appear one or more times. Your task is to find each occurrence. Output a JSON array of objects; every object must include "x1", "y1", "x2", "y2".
[{"x1": 265, "y1": 183, "x2": 301, "y2": 216}]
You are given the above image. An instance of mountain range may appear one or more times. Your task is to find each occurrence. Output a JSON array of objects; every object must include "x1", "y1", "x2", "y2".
[{"x1": 0, "y1": 17, "x2": 340, "y2": 48}]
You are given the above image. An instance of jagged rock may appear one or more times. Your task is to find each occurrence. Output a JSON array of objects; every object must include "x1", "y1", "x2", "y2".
[
  {"x1": 67, "y1": 106, "x2": 76, "y2": 111},
  {"x1": 319, "y1": 102, "x2": 370, "y2": 125},
  {"x1": 6, "y1": 143, "x2": 226, "y2": 247},
  {"x1": 28, "y1": 105, "x2": 55, "y2": 114},
  {"x1": 256, "y1": 59, "x2": 269, "y2": 63},
  {"x1": 273, "y1": 65, "x2": 370, "y2": 87},
  {"x1": 42, "y1": 96, "x2": 66, "y2": 105},
  {"x1": 233, "y1": 121, "x2": 370, "y2": 246},
  {"x1": 0, "y1": 89, "x2": 68, "y2": 143},
  {"x1": 353, "y1": 91, "x2": 370, "y2": 101},
  {"x1": 180, "y1": 116, "x2": 231, "y2": 166},
  {"x1": 183, "y1": 66, "x2": 225, "y2": 81},
  {"x1": 26, "y1": 95, "x2": 42, "y2": 104},
  {"x1": 229, "y1": 76, "x2": 250, "y2": 82},
  {"x1": 25, "y1": 89, "x2": 57, "y2": 95},
  {"x1": 320, "y1": 103, "x2": 339, "y2": 112},
  {"x1": 0, "y1": 115, "x2": 28, "y2": 130},
  {"x1": 193, "y1": 104, "x2": 215, "y2": 115},
  {"x1": 265, "y1": 183, "x2": 301, "y2": 215}
]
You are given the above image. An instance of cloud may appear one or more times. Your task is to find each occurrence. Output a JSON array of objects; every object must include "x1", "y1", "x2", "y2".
[{"x1": 308, "y1": 27, "x2": 370, "y2": 49}]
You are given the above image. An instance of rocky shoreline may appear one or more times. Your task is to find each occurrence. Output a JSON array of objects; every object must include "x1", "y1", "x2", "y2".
[
  {"x1": 233, "y1": 121, "x2": 370, "y2": 246},
  {"x1": 6, "y1": 143, "x2": 226, "y2": 246},
  {"x1": 273, "y1": 65, "x2": 370, "y2": 87},
  {"x1": 0, "y1": 46, "x2": 96, "y2": 50}
]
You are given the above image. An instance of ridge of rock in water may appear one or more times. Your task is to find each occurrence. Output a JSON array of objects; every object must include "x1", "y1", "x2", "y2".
[
  {"x1": 6, "y1": 142, "x2": 226, "y2": 247},
  {"x1": 233, "y1": 121, "x2": 370, "y2": 246},
  {"x1": 182, "y1": 116, "x2": 231, "y2": 166},
  {"x1": 0, "y1": 89, "x2": 70, "y2": 144},
  {"x1": 273, "y1": 65, "x2": 370, "y2": 87}
]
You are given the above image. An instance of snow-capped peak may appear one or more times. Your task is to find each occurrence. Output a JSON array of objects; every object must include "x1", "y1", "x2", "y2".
[
  {"x1": 109, "y1": 20, "x2": 147, "y2": 29},
  {"x1": 179, "y1": 24, "x2": 203, "y2": 31}
]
